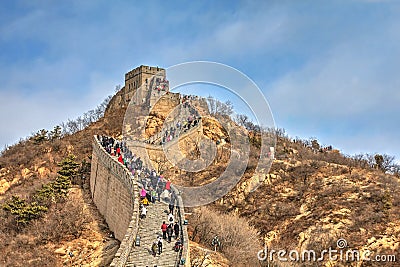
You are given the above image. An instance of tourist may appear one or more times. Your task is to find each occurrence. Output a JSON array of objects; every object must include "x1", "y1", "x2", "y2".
[
  {"x1": 174, "y1": 238, "x2": 182, "y2": 252},
  {"x1": 156, "y1": 186, "x2": 163, "y2": 202},
  {"x1": 140, "y1": 188, "x2": 147, "y2": 199},
  {"x1": 161, "y1": 221, "x2": 168, "y2": 239},
  {"x1": 151, "y1": 241, "x2": 158, "y2": 257},
  {"x1": 157, "y1": 236, "x2": 163, "y2": 255},
  {"x1": 140, "y1": 206, "x2": 147, "y2": 219},
  {"x1": 174, "y1": 222, "x2": 180, "y2": 239},
  {"x1": 165, "y1": 180, "x2": 171, "y2": 191},
  {"x1": 168, "y1": 202, "x2": 174, "y2": 214},
  {"x1": 118, "y1": 154, "x2": 123, "y2": 164},
  {"x1": 166, "y1": 224, "x2": 173, "y2": 243},
  {"x1": 168, "y1": 213, "x2": 174, "y2": 224},
  {"x1": 142, "y1": 197, "x2": 149, "y2": 206},
  {"x1": 151, "y1": 190, "x2": 157, "y2": 204}
]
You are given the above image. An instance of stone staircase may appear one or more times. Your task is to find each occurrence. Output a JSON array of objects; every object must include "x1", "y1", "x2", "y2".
[
  {"x1": 125, "y1": 200, "x2": 180, "y2": 267},
  {"x1": 94, "y1": 135, "x2": 189, "y2": 267},
  {"x1": 147, "y1": 102, "x2": 200, "y2": 145},
  {"x1": 102, "y1": 73, "x2": 195, "y2": 266}
]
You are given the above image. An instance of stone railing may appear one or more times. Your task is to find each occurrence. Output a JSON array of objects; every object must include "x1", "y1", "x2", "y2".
[{"x1": 171, "y1": 186, "x2": 190, "y2": 266}]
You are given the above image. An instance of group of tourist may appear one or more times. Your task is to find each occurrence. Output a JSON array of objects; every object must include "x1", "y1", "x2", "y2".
[
  {"x1": 138, "y1": 177, "x2": 183, "y2": 257},
  {"x1": 98, "y1": 135, "x2": 184, "y2": 258},
  {"x1": 153, "y1": 77, "x2": 169, "y2": 94},
  {"x1": 100, "y1": 136, "x2": 126, "y2": 156},
  {"x1": 99, "y1": 136, "x2": 145, "y2": 176},
  {"x1": 148, "y1": 100, "x2": 201, "y2": 146},
  {"x1": 140, "y1": 178, "x2": 184, "y2": 257},
  {"x1": 151, "y1": 205, "x2": 182, "y2": 257}
]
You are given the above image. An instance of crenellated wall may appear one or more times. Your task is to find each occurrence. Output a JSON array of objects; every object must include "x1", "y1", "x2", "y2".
[
  {"x1": 90, "y1": 135, "x2": 190, "y2": 266},
  {"x1": 90, "y1": 64, "x2": 193, "y2": 266},
  {"x1": 126, "y1": 120, "x2": 203, "y2": 171},
  {"x1": 90, "y1": 136, "x2": 139, "y2": 242},
  {"x1": 106, "y1": 65, "x2": 166, "y2": 111}
]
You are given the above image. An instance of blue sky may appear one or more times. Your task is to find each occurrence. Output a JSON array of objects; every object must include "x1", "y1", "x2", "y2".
[{"x1": 0, "y1": 0, "x2": 399, "y2": 161}]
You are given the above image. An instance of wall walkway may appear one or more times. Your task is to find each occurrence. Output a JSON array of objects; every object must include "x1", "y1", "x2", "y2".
[{"x1": 90, "y1": 136, "x2": 189, "y2": 266}]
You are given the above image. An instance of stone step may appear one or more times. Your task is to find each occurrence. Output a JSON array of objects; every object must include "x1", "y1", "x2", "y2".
[{"x1": 126, "y1": 200, "x2": 180, "y2": 267}]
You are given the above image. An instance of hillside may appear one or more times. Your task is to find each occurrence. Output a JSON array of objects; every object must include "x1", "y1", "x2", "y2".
[
  {"x1": 0, "y1": 98, "x2": 127, "y2": 266},
  {"x1": 1, "y1": 84, "x2": 399, "y2": 267},
  {"x1": 207, "y1": 133, "x2": 400, "y2": 266}
]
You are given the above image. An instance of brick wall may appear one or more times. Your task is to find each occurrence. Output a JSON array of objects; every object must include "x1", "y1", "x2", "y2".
[{"x1": 90, "y1": 136, "x2": 138, "y2": 241}]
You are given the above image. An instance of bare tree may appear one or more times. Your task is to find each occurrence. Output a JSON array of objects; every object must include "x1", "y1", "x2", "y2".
[
  {"x1": 206, "y1": 96, "x2": 234, "y2": 117},
  {"x1": 352, "y1": 154, "x2": 369, "y2": 169},
  {"x1": 151, "y1": 154, "x2": 169, "y2": 174},
  {"x1": 365, "y1": 153, "x2": 376, "y2": 168},
  {"x1": 235, "y1": 114, "x2": 249, "y2": 127},
  {"x1": 206, "y1": 95, "x2": 217, "y2": 115},
  {"x1": 66, "y1": 119, "x2": 79, "y2": 134},
  {"x1": 375, "y1": 154, "x2": 396, "y2": 173}
]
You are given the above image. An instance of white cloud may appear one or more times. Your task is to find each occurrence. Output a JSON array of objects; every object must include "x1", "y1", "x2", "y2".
[
  {"x1": 1, "y1": 0, "x2": 400, "y2": 161},
  {"x1": 266, "y1": 22, "x2": 400, "y2": 158}
]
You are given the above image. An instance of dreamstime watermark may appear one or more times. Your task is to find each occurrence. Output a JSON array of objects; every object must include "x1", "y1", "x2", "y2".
[
  {"x1": 123, "y1": 61, "x2": 276, "y2": 207},
  {"x1": 257, "y1": 238, "x2": 397, "y2": 263}
]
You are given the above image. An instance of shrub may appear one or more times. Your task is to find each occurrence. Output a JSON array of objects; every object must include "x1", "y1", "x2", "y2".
[
  {"x1": 31, "y1": 193, "x2": 88, "y2": 243},
  {"x1": 190, "y1": 207, "x2": 261, "y2": 266},
  {"x1": 3, "y1": 196, "x2": 48, "y2": 226},
  {"x1": 2, "y1": 155, "x2": 79, "y2": 228}
]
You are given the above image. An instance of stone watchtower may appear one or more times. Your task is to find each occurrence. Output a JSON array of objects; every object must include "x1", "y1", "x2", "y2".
[
  {"x1": 123, "y1": 65, "x2": 166, "y2": 106},
  {"x1": 107, "y1": 65, "x2": 166, "y2": 111},
  {"x1": 125, "y1": 65, "x2": 165, "y2": 93}
]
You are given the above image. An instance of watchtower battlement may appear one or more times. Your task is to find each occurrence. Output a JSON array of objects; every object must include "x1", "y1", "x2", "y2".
[
  {"x1": 108, "y1": 65, "x2": 167, "y2": 111},
  {"x1": 124, "y1": 65, "x2": 165, "y2": 94}
]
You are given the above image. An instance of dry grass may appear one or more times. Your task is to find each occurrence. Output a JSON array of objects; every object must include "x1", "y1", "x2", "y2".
[{"x1": 189, "y1": 207, "x2": 261, "y2": 266}]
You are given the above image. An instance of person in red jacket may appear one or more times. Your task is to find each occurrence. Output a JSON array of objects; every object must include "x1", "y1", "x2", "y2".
[
  {"x1": 165, "y1": 180, "x2": 171, "y2": 191},
  {"x1": 118, "y1": 155, "x2": 123, "y2": 164},
  {"x1": 161, "y1": 221, "x2": 168, "y2": 239}
]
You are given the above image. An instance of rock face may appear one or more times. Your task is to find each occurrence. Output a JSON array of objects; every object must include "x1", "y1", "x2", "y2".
[
  {"x1": 37, "y1": 167, "x2": 50, "y2": 178},
  {"x1": 145, "y1": 115, "x2": 165, "y2": 137},
  {"x1": 202, "y1": 117, "x2": 227, "y2": 141},
  {"x1": 190, "y1": 242, "x2": 230, "y2": 267},
  {"x1": 0, "y1": 178, "x2": 11, "y2": 194},
  {"x1": 210, "y1": 137, "x2": 400, "y2": 266}
]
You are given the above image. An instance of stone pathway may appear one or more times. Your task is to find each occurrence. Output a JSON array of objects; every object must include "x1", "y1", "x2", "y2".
[{"x1": 125, "y1": 200, "x2": 180, "y2": 267}]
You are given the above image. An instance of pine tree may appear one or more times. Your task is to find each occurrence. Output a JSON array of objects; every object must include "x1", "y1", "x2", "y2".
[
  {"x1": 32, "y1": 129, "x2": 48, "y2": 144},
  {"x1": 57, "y1": 154, "x2": 80, "y2": 178},
  {"x1": 49, "y1": 125, "x2": 62, "y2": 140},
  {"x1": 3, "y1": 196, "x2": 47, "y2": 225},
  {"x1": 35, "y1": 155, "x2": 79, "y2": 205},
  {"x1": 3, "y1": 154, "x2": 80, "y2": 226}
]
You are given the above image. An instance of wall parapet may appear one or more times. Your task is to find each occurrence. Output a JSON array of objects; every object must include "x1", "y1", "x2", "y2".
[
  {"x1": 90, "y1": 136, "x2": 140, "y2": 266},
  {"x1": 91, "y1": 135, "x2": 189, "y2": 266},
  {"x1": 170, "y1": 186, "x2": 190, "y2": 266}
]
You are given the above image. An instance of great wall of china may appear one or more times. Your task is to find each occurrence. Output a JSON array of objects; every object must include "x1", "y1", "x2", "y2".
[{"x1": 90, "y1": 65, "x2": 196, "y2": 266}]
